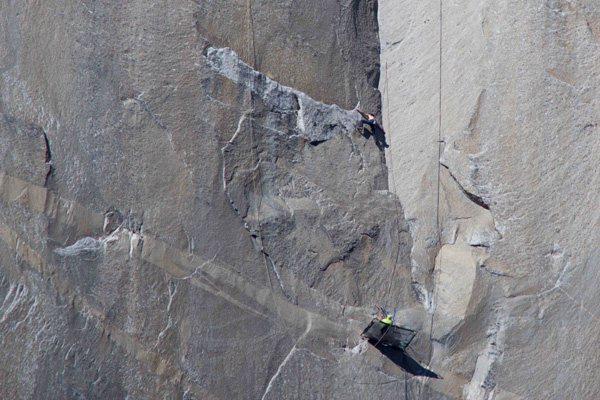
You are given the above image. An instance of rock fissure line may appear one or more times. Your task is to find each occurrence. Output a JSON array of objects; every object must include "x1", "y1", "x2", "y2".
[
  {"x1": 0, "y1": 172, "x2": 368, "y2": 343},
  {"x1": 42, "y1": 129, "x2": 53, "y2": 186},
  {"x1": 204, "y1": 46, "x2": 359, "y2": 144},
  {"x1": 0, "y1": 0, "x2": 438, "y2": 395},
  {"x1": 465, "y1": 313, "x2": 507, "y2": 400},
  {"x1": 214, "y1": 40, "x2": 409, "y2": 313},
  {"x1": 0, "y1": 224, "x2": 212, "y2": 398},
  {"x1": 131, "y1": 96, "x2": 167, "y2": 130},
  {"x1": 260, "y1": 317, "x2": 312, "y2": 400},
  {"x1": 267, "y1": 256, "x2": 294, "y2": 303},
  {"x1": 2, "y1": 220, "x2": 353, "y2": 399},
  {"x1": 441, "y1": 163, "x2": 490, "y2": 211}
]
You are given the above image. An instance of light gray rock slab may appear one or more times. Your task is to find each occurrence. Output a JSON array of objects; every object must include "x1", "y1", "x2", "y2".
[{"x1": 381, "y1": 0, "x2": 600, "y2": 398}]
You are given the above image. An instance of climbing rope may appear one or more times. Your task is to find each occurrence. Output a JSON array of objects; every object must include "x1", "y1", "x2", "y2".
[
  {"x1": 375, "y1": 20, "x2": 442, "y2": 400},
  {"x1": 380, "y1": 3, "x2": 444, "y2": 348},
  {"x1": 422, "y1": 0, "x2": 600, "y2": 344},
  {"x1": 245, "y1": 1, "x2": 262, "y2": 253},
  {"x1": 245, "y1": 0, "x2": 296, "y2": 343},
  {"x1": 382, "y1": 61, "x2": 404, "y2": 304},
  {"x1": 380, "y1": 2, "x2": 600, "y2": 398},
  {"x1": 245, "y1": 0, "x2": 266, "y2": 261},
  {"x1": 428, "y1": 0, "x2": 444, "y2": 345},
  {"x1": 359, "y1": 61, "x2": 404, "y2": 367},
  {"x1": 374, "y1": 63, "x2": 425, "y2": 400},
  {"x1": 420, "y1": 3, "x2": 445, "y2": 399}
]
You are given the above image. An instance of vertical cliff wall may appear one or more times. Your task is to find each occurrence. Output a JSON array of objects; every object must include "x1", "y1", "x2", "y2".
[
  {"x1": 381, "y1": 0, "x2": 600, "y2": 398},
  {"x1": 0, "y1": 0, "x2": 428, "y2": 399},
  {"x1": 3, "y1": 0, "x2": 596, "y2": 398}
]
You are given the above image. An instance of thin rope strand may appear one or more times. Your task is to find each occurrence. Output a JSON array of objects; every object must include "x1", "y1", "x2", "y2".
[
  {"x1": 427, "y1": 0, "x2": 444, "y2": 372},
  {"x1": 383, "y1": 61, "x2": 404, "y2": 303},
  {"x1": 245, "y1": 0, "x2": 295, "y2": 343}
]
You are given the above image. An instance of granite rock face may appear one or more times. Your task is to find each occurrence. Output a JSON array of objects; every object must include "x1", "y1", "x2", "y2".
[
  {"x1": 195, "y1": 0, "x2": 381, "y2": 110},
  {"x1": 210, "y1": 46, "x2": 408, "y2": 309},
  {"x1": 3, "y1": 0, "x2": 595, "y2": 398},
  {"x1": 0, "y1": 0, "x2": 424, "y2": 399},
  {"x1": 381, "y1": 0, "x2": 600, "y2": 398}
]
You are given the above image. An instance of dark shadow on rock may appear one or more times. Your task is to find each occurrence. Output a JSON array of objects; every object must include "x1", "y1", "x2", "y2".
[
  {"x1": 371, "y1": 341, "x2": 442, "y2": 379},
  {"x1": 361, "y1": 123, "x2": 389, "y2": 151}
]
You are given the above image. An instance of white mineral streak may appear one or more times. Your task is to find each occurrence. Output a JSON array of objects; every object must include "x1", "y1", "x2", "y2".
[
  {"x1": 261, "y1": 317, "x2": 312, "y2": 400},
  {"x1": 53, "y1": 237, "x2": 103, "y2": 258},
  {"x1": 204, "y1": 47, "x2": 359, "y2": 143},
  {"x1": 464, "y1": 314, "x2": 506, "y2": 400},
  {"x1": 381, "y1": 0, "x2": 600, "y2": 398}
]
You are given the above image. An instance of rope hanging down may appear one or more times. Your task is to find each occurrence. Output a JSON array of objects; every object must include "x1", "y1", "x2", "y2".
[
  {"x1": 374, "y1": 63, "x2": 423, "y2": 400},
  {"x1": 382, "y1": 61, "x2": 404, "y2": 303},
  {"x1": 238, "y1": 4, "x2": 600, "y2": 400},
  {"x1": 366, "y1": 61, "x2": 407, "y2": 354},
  {"x1": 420, "y1": 5, "x2": 445, "y2": 400},
  {"x1": 422, "y1": 0, "x2": 600, "y2": 341},
  {"x1": 381, "y1": 4, "x2": 444, "y2": 341},
  {"x1": 245, "y1": 0, "x2": 266, "y2": 259},
  {"x1": 245, "y1": 2, "x2": 262, "y2": 251},
  {"x1": 428, "y1": 0, "x2": 444, "y2": 345},
  {"x1": 245, "y1": 0, "x2": 295, "y2": 342},
  {"x1": 371, "y1": 18, "x2": 442, "y2": 397}
]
